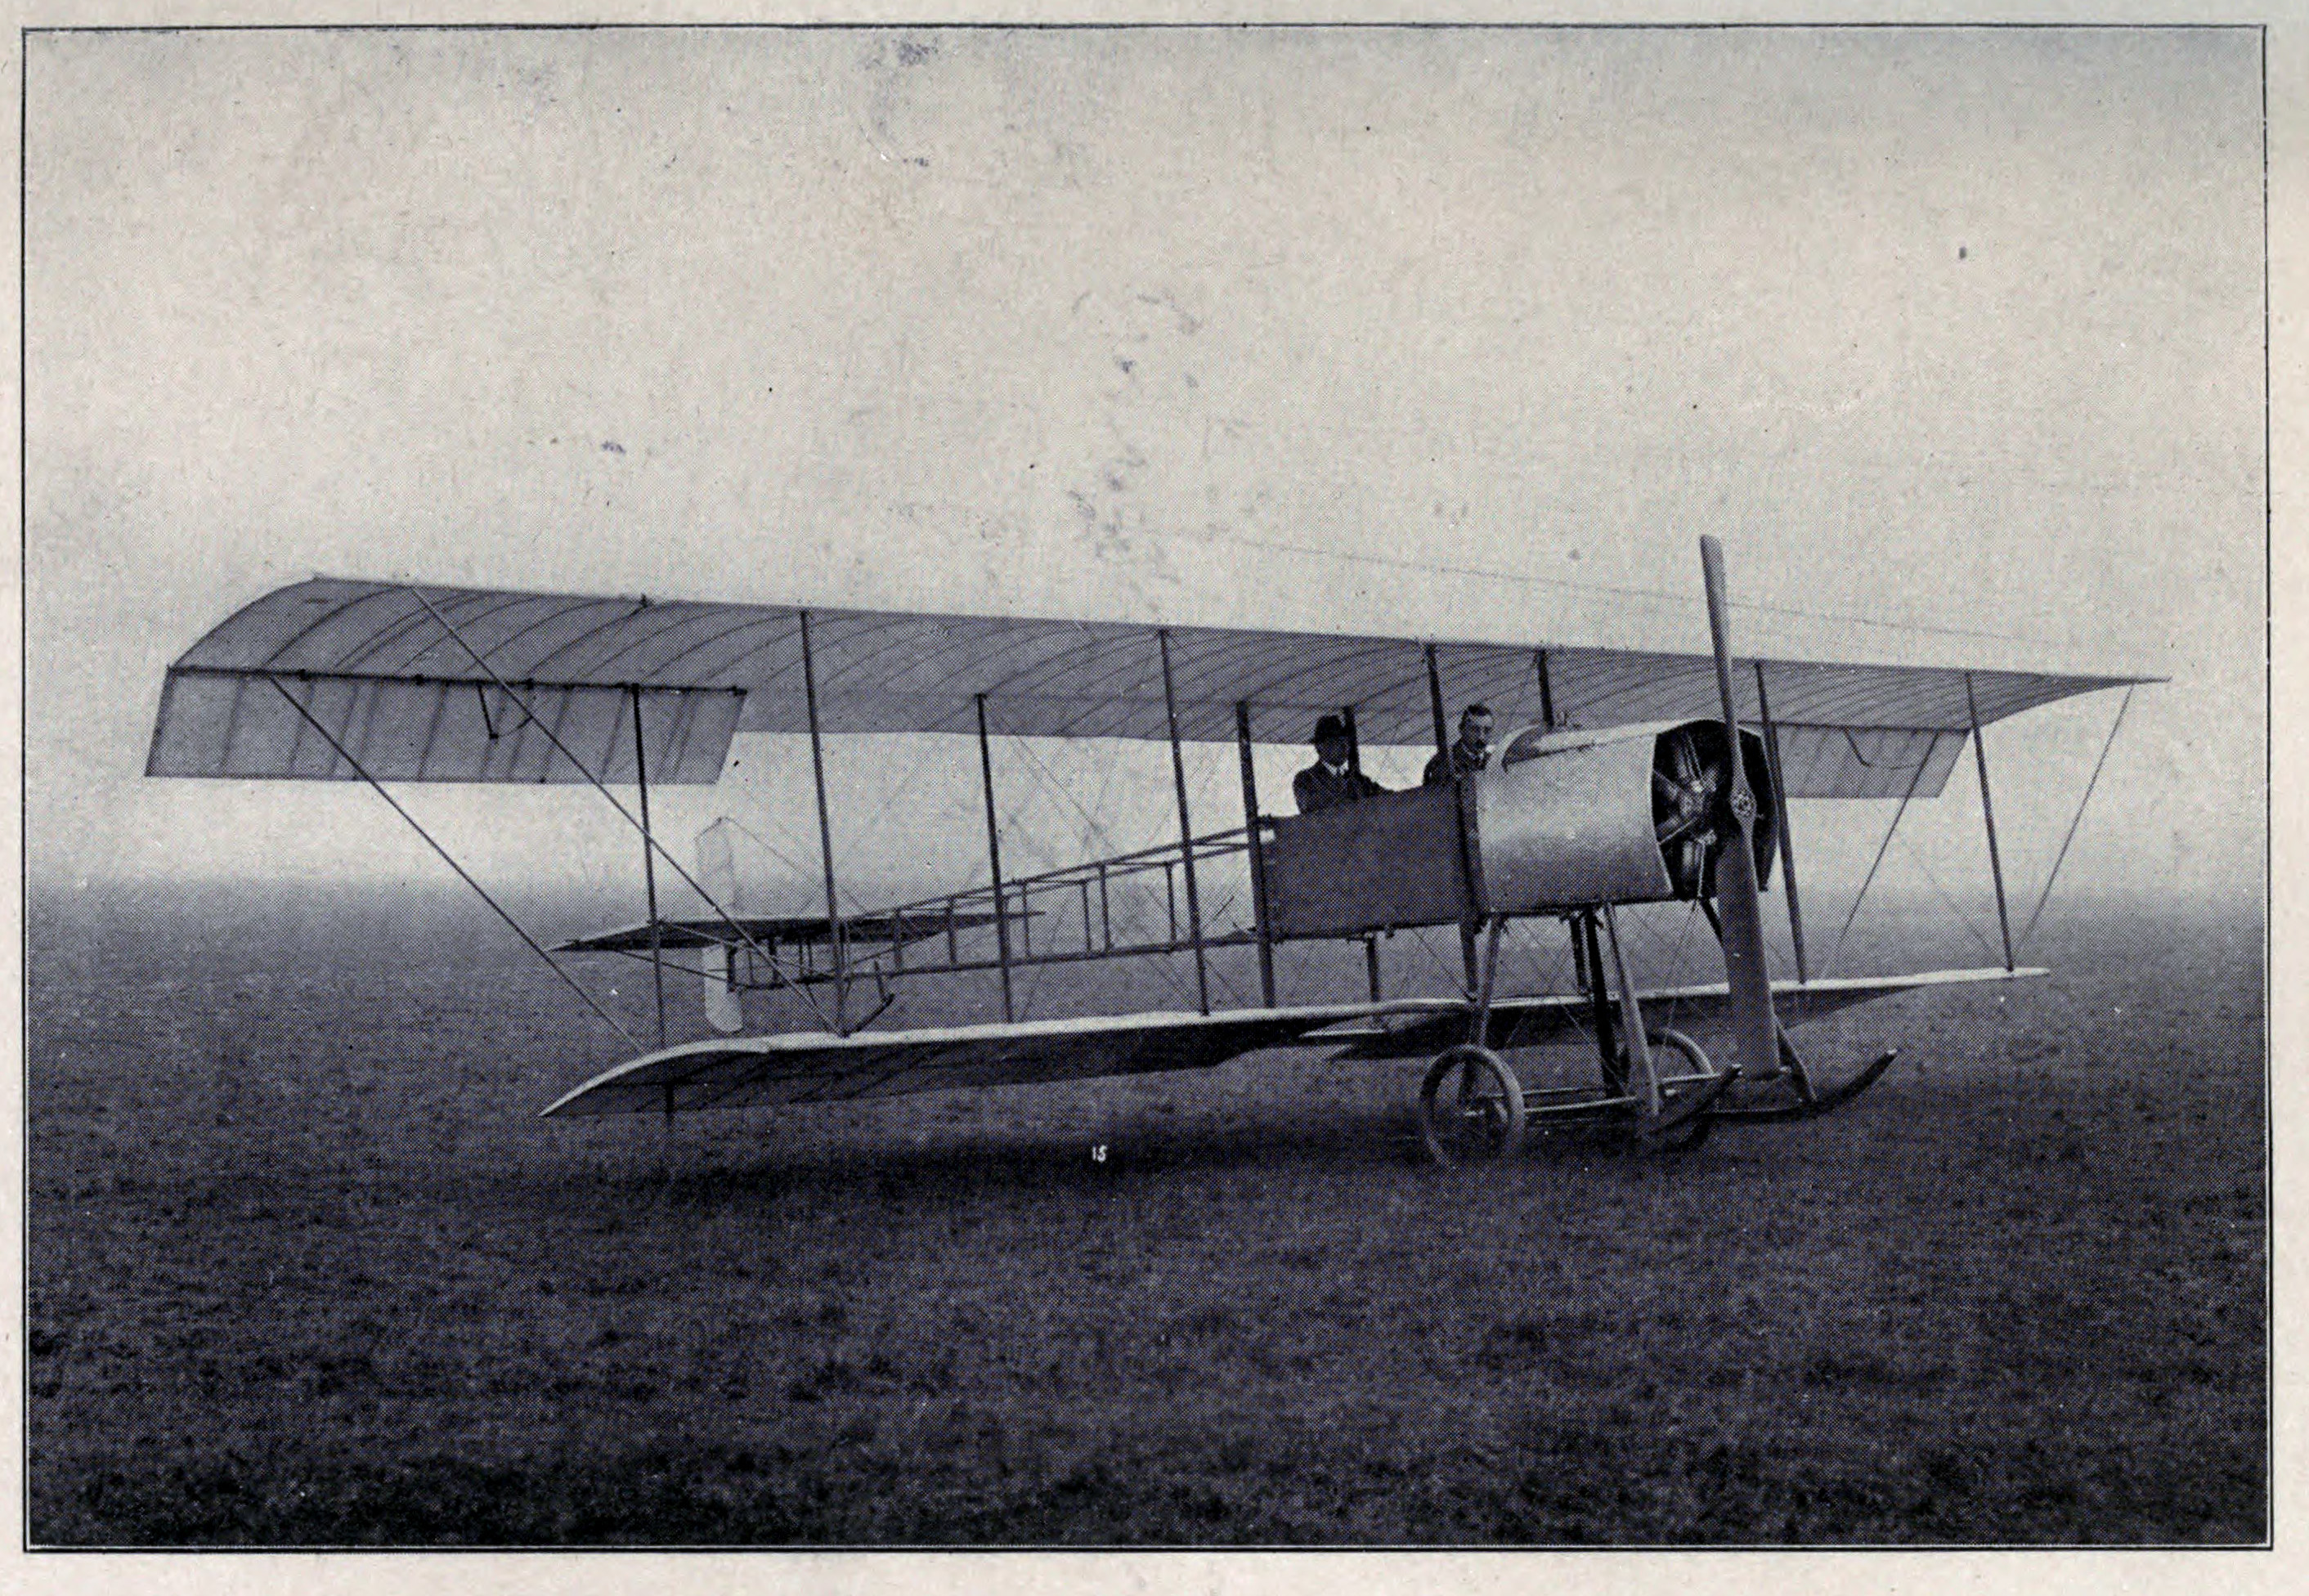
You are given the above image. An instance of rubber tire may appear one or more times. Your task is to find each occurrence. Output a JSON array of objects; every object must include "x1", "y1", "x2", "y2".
[{"x1": 1418, "y1": 1044, "x2": 1527, "y2": 1166}]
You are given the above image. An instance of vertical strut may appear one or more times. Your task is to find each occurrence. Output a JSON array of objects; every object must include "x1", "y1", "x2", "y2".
[
  {"x1": 1468, "y1": 915, "x2": 1506, "y2": 1047},
  {"x1": 1157, "y1": 630, "x2": 1210, "y2": 1014},
  {"x1": 975, "y1": 694, "x2": 1015, "y2": 1024},
  {"x1": 1578, "y1": 909, "x2": 1618, "y2": 1078},
  {"x1": 1365, "y1": 935, "x2": 1383, "y2": 1003},
  {"x1": 1235, "y1": 700, "x2": 1277, "y2": 1007},
  {"x1": 396, "y1": 589, "x2": 818, "y2": 1026},
  {"x1": 1965, "y1": 673, "x2": 2017, "y2": 973},
  {"x1": 1753, "y1": 662, "x2": 1809, "y2": 984},
  {"x1": 1600, "y1": 903, "x2": 1660, "y2": 1114},
  {"x1": 1427, "y1": 643, "x2": 1481, "y2": 993},
  {"x1": 1424, "y1": 643, "x2": 1451, "y2": 759},
  {"x1": 797, "y1": 611, "x2": 849, "y2": 1033},
  {"x1": 1535, "y1": 649, "x2": 1558, "y2": 731},
  {"x1": 630, "y1": 687, "x2": 667, "y2": 1048}
]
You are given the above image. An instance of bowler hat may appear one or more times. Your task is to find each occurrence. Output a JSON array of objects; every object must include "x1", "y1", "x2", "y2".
[{"x1": 1311, "y1": 714, "x2": 1350, "y2": 745}]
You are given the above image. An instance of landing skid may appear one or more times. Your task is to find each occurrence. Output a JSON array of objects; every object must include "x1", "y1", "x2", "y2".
[
  {"x1": 1715, "y1": 1046, "x2": 1900, "y2": 1123},
  {"x1": 1636, "y1": 1066, "x2": 1739, "y2": 1151}
]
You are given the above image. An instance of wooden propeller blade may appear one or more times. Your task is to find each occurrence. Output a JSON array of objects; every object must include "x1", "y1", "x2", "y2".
[{"x1": 1700, "y1": 535, "x2": 1782, "y2": 1083}]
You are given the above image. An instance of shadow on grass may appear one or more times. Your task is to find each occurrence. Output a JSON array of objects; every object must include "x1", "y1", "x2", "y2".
[{"x1": 540, "y1": 1096, "x2": 1695, "y2": 1212}]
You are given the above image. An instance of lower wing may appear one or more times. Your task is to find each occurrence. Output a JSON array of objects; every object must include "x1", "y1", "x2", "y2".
[
  {"x1": 542, "y1": 999, "x2": 1455, "y2": 1118},
  {"x1": 542, "y1": 967, "x2": 2041, "y2": 1118},
  {"x1": 1326, "y1": 966, "x2": 2047, "y2": 1060}
]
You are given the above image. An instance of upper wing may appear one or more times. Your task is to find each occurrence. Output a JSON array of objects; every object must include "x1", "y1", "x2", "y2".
[
  {"x1": 1328, "y1": 966, "x2": 2047, "y2": 1060},
  {"x1": 542, "y1": 1000, "x2": 1455, "y2": 1118},
  {"x1": 148, "y1": 577, "x2": 2145, "y2": 798}
]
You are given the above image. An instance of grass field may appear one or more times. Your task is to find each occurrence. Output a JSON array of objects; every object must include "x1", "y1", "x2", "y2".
[{"x1": 23, "y1": 884, "x2": 2266, "y2": 1544}]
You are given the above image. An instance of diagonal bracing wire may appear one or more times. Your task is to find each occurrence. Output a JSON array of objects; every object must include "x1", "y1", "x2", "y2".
[
  {"x1": 1827, "y1": 745, "x2": 1933, "y2": 979},
  {"x1": 2020, "y1": 688, "x2": 2135, "y2": 952},
  {"x1": 1509, "y1": 920, "x2": 1576, "y2": 999},
  {"x1": 975, "y1": 709, "x2": 1214, "y2": 1014},
  {"x1": 1892, "y1": 832, "x2": 2002, "y2": 964},
  {"x1": 1206, "y1": 959, "x2": 1250, "y2": 1012},
  {"x1": 264, "y1": 679, "x2": 641, "y2": 1052},
  {"x1": 720, "y1": 816, "x2": 817, "y2": 890},
  {"x1": 400, "y1": 588, "x2": 832, "y2": 1031},
  {"x1": 1007, "y1": 724, "x2": 1150, "y2": 867},
  {"x1": 1407, "y1": 924, "x2": 1469, "y2": 993}
]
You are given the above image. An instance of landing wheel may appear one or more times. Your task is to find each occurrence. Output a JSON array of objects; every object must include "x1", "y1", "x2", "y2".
[
  {"x1": 1616, "y1": 1028, "x2": 1722, "y2": 1153},
  {"x1": 1600, "y1": 1027, "x2": 1710, "y2": 1101},
  {"x1": 1418, "y1": 1044, "x2": 1526, "y2": 1166}
]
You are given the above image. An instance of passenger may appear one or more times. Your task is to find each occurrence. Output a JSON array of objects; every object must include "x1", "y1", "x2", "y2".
[
  {"x1": 1293, "y1": 715, "x2": 1388, "y2": 814},
  {"x1": 1422, "y1": 703, "x2": 1495, "y2": 787}
]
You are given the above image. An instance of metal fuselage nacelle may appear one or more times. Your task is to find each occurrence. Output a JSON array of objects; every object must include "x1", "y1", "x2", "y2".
[{"x1": 1259, "y1": 719, "x2": 1779, "y2": 940}]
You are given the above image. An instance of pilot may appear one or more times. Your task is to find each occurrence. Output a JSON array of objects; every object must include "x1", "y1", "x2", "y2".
[
  {"x1": 1293, "y1": 714, "x2": 1388, "y2": 814},
  {"x1": 1423, "y1": 703, "x2": 1495, "y2": 787}
]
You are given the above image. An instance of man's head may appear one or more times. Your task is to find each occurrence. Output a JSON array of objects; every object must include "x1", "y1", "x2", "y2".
[
  {"x1": 1311, "y1": 714, "x2": 1352, "y2": 768},
  {"x1": 1458, "y1": 704, "x2": 1495, "y2": 755}
]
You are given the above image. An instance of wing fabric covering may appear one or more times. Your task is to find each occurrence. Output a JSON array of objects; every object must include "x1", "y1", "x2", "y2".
[
  {"x1": 150, "y1": 578, "x2": 2145, "y2": 796},
  {"x1": 148, "y1": 670, "x2": 743, "y2": 785},
  {"x1": 542, "y1": 1002, "x2": 1447, "y2": 1118}
]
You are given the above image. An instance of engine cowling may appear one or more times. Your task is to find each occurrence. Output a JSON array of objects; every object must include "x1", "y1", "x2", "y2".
[{"x1": 1473, "y1": 719, "x2": 1777, "y2": 915}]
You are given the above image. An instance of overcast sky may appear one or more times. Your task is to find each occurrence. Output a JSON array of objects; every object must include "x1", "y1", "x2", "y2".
[{"x1": 25, "y1": 25, "x2": 2263, "y2": 925}]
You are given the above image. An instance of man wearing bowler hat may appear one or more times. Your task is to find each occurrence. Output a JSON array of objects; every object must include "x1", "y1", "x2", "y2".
[{"x1": 1293, "y1": 714, "x2": 1388, "y2": 814}]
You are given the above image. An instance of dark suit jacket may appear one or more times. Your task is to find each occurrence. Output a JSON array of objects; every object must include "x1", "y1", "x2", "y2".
[
  {"x1": 1422, "y1": 742, "x2": 1491, "y2": 787},
  {"x1": 1293, "y1": 761, "x2": 1388, "y2": 814}
]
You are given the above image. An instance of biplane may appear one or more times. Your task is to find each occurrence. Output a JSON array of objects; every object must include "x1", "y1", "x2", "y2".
[{"x1": 145, "y1": 540, "x2": 2145, "y2": 1161}]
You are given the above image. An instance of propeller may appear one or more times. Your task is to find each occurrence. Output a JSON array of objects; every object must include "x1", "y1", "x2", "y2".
[{"x1": 1698, "y1": 536, "x2": 1782, "y2": 1084}]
